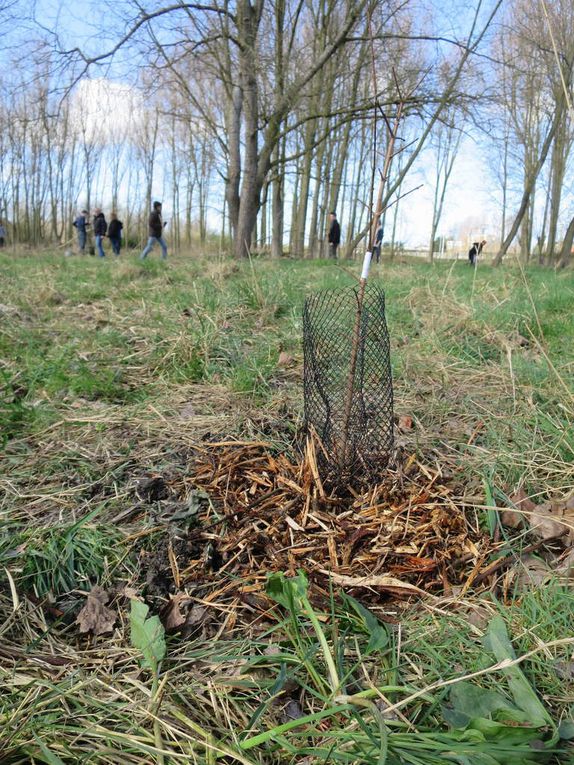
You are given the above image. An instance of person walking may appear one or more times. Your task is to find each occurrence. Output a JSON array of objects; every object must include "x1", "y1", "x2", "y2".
[
  {"x1": 73, "y1": 209, "x2": 89, "y2": 254},
  {"x1": 0, "y1": 220, "x2": 5, "y2": 248},
  {"x1": 93, "y1": 208, "x2": 107, "y2": 258},
  {"x1": 108, "y1": 212, "x2": 123, "y2": 256},
  {"x1": 328, "y1": 211, "x2": 341, "y2": 259},
  {"x1": 139, "y1": 201, "x2": 168, "y2": 260}
]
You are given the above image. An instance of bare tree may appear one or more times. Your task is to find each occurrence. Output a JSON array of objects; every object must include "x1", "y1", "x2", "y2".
[{"x1": 493, "y1": 0, "x2": 574, "y2": 265}]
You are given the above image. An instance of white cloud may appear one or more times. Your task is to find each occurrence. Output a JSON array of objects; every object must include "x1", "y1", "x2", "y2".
[{"x1": 70, "y1": 79, "x2": 144, "y2": 144}]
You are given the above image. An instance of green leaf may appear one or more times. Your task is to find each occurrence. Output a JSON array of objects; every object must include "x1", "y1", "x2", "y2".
[
  {"x1": 340, "y1": 592, "x2": 389, "y2": 654},
  {"x1": 558, "y1": 720, "x2": 574, "y2": 740},
  {"x1": 32, "y1": 735, "x2": 67, "y2": 765},
  {"x1": 446, "y1": 682, "x2": 517, "y2": 726},
  {"x1": 266, "y1": 570, "x2": 308, "y2": 612},
  {"x1": 483, "y1": 616, "x2": 552, "y2": 729},
  {"x1": 129, "y1": 599, "x2": 166, "y2": 673}
]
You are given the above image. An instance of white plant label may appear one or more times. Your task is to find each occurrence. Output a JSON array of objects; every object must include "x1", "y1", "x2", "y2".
[{"x1": 361, "y1": 251, "x2": 372, "y2": 280}]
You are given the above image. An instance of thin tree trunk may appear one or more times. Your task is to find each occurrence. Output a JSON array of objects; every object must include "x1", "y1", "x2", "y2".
[
  {"x1": 494, "y1": 96, "x2": 565, "y2": 266},
  {"x1": 558, "y1": 214, "x2": 574, "y2": 268}
]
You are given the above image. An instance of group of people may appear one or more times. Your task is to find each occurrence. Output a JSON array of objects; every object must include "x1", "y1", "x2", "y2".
[
  {"x1": 72, "y1": 201, "x2": 168, "y2": 260},
  {"x1": 73, "y1": 208, "x2": 124, "y2": 258},
  {"x1": 73, "y1": 204, "x2": 488, "y2": 266}
]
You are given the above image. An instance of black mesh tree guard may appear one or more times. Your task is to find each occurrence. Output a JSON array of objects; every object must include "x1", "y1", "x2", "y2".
[{"x1": 303, "y1": 282, "x2": 393, "y2": 479}]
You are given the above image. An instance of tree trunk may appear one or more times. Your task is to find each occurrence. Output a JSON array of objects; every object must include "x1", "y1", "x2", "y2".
[
  {"x1": 225, "y1": 85, "x2": 242, "y2": 241},
  {"x1": 493, "y1": 96, "x2": 565, "y2": 266},
  {"x1": 546, "y1": 113, "x2": 570, "y2": 261},
  {"x1": 558, "y1": 214, "x2": 574, "y2": 268},
  {"x1": 293, "y1": 117, "x2": 317, "y2": 258},
  {"x1": 271, "y1": 136, "x2": 285, "y2": 258}
]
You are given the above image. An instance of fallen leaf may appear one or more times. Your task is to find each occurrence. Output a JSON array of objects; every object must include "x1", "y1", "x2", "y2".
[
  {"x1": 466, "y1": 606, "x2": 491, "y2": 631},
  {"x1": 120, "y1": 586, "x2": 142, "y2": 601},
  {"x1": 160, "y1": 592, "x2": 191, "y2": 631},
  {"x1": 281, "y1": 699, "x2": 303, "y2": 723},
  {"x1": 185, "y1": 604, "x2": 207, "y2": 628},
  {"x1": 510, "y1": 487, "x2": 537, "y2": 513},
  {"x1": 277, "y1": 351, "x2": 294, "y2": 367},
  {"x1": 500, "y1": 509, "x2": 524, "y2": 529},
  {"x1": 76, "y1": 586, "x2": 116, "y2": 635},
  {"x1": 554, "y1": 661, "x2": 574, "y2": 681},
  {"x1": 136, "y1": 475, "x2": 170, "y2": 502},
  {"x1": 515, "y1": 555, "x2": 551, "y2": 588},
  {"x1": 555, "y1": 548, "x2": 574, "y2": 578},
  {"x1": 501, "y1": 488, "x2": 537, "y2": 528},
  {"x1": 529, "y1": 499, "x2": 572, "y2": 543},
  {"x1": 398, "y1": 415, "x2": 413, "y2": 430},
  {"x1": 320, "y1": 569, "x2": 432, "y2": 598},
  {"x1": 130, "y1": 599, "x2": 166, "y2": 671}
]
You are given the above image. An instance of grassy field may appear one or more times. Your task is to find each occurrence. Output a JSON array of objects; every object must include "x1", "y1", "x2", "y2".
[{"x1": 1, "y1": 249, "x2": 573, "y2": 764}]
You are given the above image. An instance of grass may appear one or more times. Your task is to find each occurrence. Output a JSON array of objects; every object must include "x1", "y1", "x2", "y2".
[{"x1": 1, "y1": 249, "x2": 573, "y2": 763}]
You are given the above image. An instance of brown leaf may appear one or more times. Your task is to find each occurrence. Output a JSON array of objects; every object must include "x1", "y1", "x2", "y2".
[
  {"x1": 554, "y1": 661, "x2": 574, "y2": 681},
  {"x1": 185, "y1": 604, "x2": 207, "y2": 628},
  {"x1": 277, "y1": 351, "x2": 294, "y2": 367},
  {"x1": 529, "y1": 498, "x2": 573, "y2": 544},
  {"x1": 120, "y1": 586, "x2": 142, "y2": 601},
  {"x1": 320, "y1": 569, "x2": 432, "y2": 598},
  {"x1": 500, "y1": 509, "x2": 524, "y2": 529},
  {"x1": 398, "y1": 415, "x2": 413, "y2": 430},
  {"x1": 466, "y1": 606, "x2": 491, "y2": 631},
  {"x1": 160, "y1": 592, "x2": 191, "y2": 631},
  {"x1": 281, "y1": 699, "x2": 303, "y2": 723},
  {"x1": 76, "y1": 586, "x2": 116, "y2": 635},
  {"x1": 555, "y1": 548, "x2": 574, "y2": 578},
  {"x1": 502, "y1": 488, "x2": 536, "y2": 528},
  {"x1": 515, "y1": 555, "x2": 551, "y2": 588},
  {"x1": 510, "y1": 487, "x2": 536, "y2": 513}
]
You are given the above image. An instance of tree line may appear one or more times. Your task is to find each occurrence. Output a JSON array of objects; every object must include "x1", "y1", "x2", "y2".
[{"x1": 1, "y1": 0, "x2": 573, "y2": 266}]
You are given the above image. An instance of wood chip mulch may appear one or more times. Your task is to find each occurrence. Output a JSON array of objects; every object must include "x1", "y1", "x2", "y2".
[{"x1": 145, "y1": 438, "x2": 497, "y2": 612}]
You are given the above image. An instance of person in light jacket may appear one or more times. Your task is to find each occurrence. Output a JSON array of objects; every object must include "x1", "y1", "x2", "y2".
[{"x1": 73, "y1": 209, "x2": 89, "y2": 253}]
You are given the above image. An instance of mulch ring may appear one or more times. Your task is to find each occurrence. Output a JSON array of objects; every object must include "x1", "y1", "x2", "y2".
[{"x1": 135, "y1": 438, "x2": 497, "y2": 622}]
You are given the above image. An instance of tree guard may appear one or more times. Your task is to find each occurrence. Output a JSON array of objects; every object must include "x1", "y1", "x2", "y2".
[{"x1": 303, "y1": 280, "x2": 393, "y2": 479}]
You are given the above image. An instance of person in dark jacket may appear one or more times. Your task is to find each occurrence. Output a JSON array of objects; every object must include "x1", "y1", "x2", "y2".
[
  {"x1": 93, "y1": 208, "x2": 107, "y2": 258},
  {"x1": 468, "y1": 239, "x2": 486, "y2": 266},
  {"x1": 372, "y1": 221, "x2": 383, "y2": 264},
  {"x1": 73, "y1": 209, "x2": 89, "y2": 253},
  {"x1": 328, "y1": 211, "x2": 341, "y2": 259},
  {"x1": 108, "y1": 212, "x2": 123, "y2": 256},
  {"x1": 139, "y1": 201, "x2": 167, "y2": 260}
]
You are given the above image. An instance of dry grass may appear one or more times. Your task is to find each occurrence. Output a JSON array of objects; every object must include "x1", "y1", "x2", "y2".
[{"x1": 1, "y1": 252, "x2": 573, "y2": 762}]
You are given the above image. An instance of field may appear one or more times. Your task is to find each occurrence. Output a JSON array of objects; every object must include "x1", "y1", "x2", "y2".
[{"x1": 1, "y1": 250, "x2": 574, "y2": 764}]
